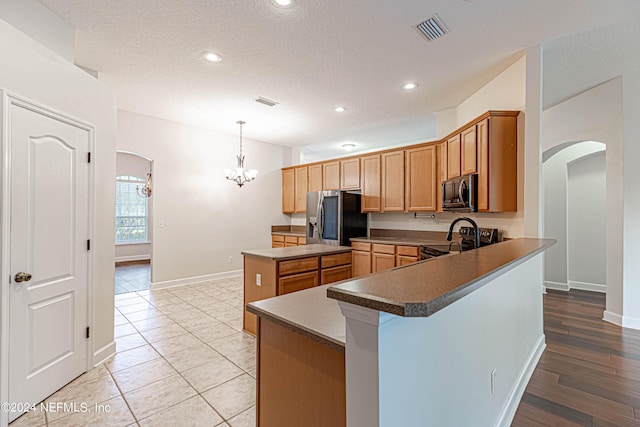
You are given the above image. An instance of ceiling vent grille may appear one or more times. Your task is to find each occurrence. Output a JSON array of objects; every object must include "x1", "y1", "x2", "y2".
[
  {"x1": 254, "y1": 97, "x2": 279, "y2": 107},
  {"x1": 415, "y1": 14, "x2": 450, "y2": 42}
]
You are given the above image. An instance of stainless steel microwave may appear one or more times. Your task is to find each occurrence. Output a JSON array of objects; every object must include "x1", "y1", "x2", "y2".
[{"x1": 442, "y1": 174, "x2": 477, "y2": 212}]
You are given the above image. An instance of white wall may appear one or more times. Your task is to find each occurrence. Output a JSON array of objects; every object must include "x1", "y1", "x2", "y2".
[
  {"x1": 542, "y1": 142, "x2": 605, "y2": 290},
  {"x1": 567, "y1": 151, "x2": 606, "y2": 291},
  {"x1": 0, "y1": 14, "x2": 117, "y2": 413},
  {"x1": 117, "y1": 110, "x2": 290, "y2": 286},
  {"x1": 0, "y1": 0, "x2": 74, "y2": 62},
  {"x1": 115, "y1": 152, "x2": 152, "y2": 262}
]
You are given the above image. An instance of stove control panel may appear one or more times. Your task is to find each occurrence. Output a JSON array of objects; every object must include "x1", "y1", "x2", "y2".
[{"x1": 459, "y1": 227, "x2": 500, "y2": 248}]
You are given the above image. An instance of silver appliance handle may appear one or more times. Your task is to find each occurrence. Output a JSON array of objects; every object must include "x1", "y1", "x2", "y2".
[
  {"x1": 458, "y1": 179, "x2": 466, "y2": 203},
  {"x1": 318, "y1": 194, "x2": 324, "y2": 239}
]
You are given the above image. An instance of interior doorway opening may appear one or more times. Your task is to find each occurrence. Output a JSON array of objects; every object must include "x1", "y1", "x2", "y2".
[
  {"x1": 115, "y1": 151, "x2": 154, "y2": 295},
  {"x1": 542, "y1": 141, "x2": 606, "y2": 295}
]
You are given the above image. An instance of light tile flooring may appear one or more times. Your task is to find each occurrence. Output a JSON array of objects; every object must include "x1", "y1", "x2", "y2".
[
  {"x1": 10, "y1": 276, "x2": 256, "y2": 427},
  {"x1": 115, "y1": 261, "x2": 151, "y2": 295}
]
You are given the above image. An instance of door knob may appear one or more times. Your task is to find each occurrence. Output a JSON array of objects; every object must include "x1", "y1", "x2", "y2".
[{"x1": 14, "y1": 272, "x2": 32, "y2": 283}]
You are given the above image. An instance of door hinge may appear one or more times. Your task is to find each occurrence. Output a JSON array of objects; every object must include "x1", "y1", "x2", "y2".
[
  {"x1": 87, "y1": 239, "x2": 91, "y2": 251},
  {"x1": 86, "y1": 327, "x2": 90, "y2": 339},
  {"x1": 87, "y1": 152, "x2": 91, "y2": 163}
]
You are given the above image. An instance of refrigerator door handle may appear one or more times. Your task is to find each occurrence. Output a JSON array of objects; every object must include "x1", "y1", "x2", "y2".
[{"x1": 318, "y1": 194, "x2": 324, "y2": 240}]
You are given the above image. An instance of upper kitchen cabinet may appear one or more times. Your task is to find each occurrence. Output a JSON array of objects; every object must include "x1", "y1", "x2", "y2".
[
  {"x1": 361, "y1": 154, "x2": 381, "y2": 212},
  {"x1": 405, "y1": 145, "x2": 437, "y2": 212},
  {"x1": 323, "y1": 161, "x2": 340, "y2": 190},
  {"x1": 476, "y1": 113, "x2": 518, "y2": 212},
  {"x1": 340, "y1": 158, "x2": 360, "y2": 190},
  {"x1": 447, "y1": 135, "x2": 461, "y2": 179},
  {"x1": 294, "y1": 166, "x2": 308, "y2": 213},
  {"x1": 381, "y1": 150, "x2": 405, "y2": 212},
  {"x1": 308, "y1": 164, "x2": 323, "y2": 192},
  {"x1": 436, "y1": 142, "x2": 447, "y2": 212},
  {"x1": 282, "y1": 169, "x2": 295, "y2": 213},
  {"x1": 461, "y1": 126, "x2": 477, "y2": 175}
]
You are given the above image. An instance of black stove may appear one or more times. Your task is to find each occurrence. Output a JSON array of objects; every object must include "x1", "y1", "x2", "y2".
[{"x1": 458, "y1": 227, "x2": 500, "y2": 251}]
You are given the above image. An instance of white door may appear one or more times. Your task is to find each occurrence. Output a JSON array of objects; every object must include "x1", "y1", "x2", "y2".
[{"x1": 8, "y1": 101, "x2": 90, "y2": 421}]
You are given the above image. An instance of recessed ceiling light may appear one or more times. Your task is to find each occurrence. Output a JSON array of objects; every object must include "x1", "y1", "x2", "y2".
[
  {"x1": 202, "y1": 52, "x2": 222, "y2": 63},
  {"x1": 334, "y1": 106, "x2": 347, "y2": 113},
  {"x1": 342, "y1": 143, "x2": 356, "y2": 152},
  {"x1": 402, "y1": 82, "x2": 419, "y2": 90},
  {"x1": 274, "y1": 0, "x2": 292, "y2": 6}
]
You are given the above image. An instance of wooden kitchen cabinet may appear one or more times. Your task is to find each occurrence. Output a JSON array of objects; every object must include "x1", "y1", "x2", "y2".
[
  {"x1": 447, "y1": 135, "x2": 461, "y2": 179},
  {"x1": 278, "y1": 271, "x2": 318, "y2": 295},
  {"x1": 340, "y1": 158, "x2": 360, "y2": 190},
  {"x1": 381, "y1": 150, "x2": 405, "y2": 212},
  {"x1": 436, "y1": 142, "x2": 447, "y2": 212},
  {"x1": 294, "y1": 166, "x2": 308, "y2": 213},
  {"x1": 323, "y1": 161, "x2": 340, "y2": 190},
  {"x1": 351, "y1": 242, "x2": 372, "y2": 277},
  {"x1": 272, "y1": 235, "x2": 285, "y2": 248},
  {"x1": 361, "y1": 154, "x2": 381, "y2": 212},
  {"x1": 282, "y1": 169, "x2": 295, "y2": 213},
  {"x1": 405, "y1": 145, "x2": 437, "y2": 211},
  {"x1": 396, "y1": 245, "x2": 419, "y2": 266},
  {"x1": 284, "y1": 235, "x2": 299, "y2": 247},
  {"x1": 321, "y1": 265, "x2": 351, "y2": 285},
  {"x1": 308, "y1": 164, "x2": 323, "y2": 192},
  {"x1": 298, "y1": 237, "x2": 306, "y2": 245},
  {"x1": 461, "y1": 126, "x2": 477, "y2": 175},
  {"x1": 372, "y1": 252, "x2": 395, "y2": 273}
]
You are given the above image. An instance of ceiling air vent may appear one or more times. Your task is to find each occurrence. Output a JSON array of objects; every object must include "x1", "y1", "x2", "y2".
[
  {"x1": 415, "y1": 14, "x2": 450, "y2": 42},
  {"x1": 254, "y1": 97, "x2": 279, "y2": 107}
]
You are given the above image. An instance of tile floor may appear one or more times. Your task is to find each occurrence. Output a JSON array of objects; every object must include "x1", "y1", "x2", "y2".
[
  {"x1": 115, "y1": 261, "x2": 151, "y2": 295},
  {"x1": 10, "y1": 276, "x2": 256, "y2": 427}
]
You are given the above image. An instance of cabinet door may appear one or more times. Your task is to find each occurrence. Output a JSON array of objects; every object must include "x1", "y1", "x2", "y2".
[
  {"x1": 308, "y1": 164, "x2": 323, "y2": 192},
  {"x1": 340, "y1": 158, "x2": 361, "y2": 190},
  {"x1": 282, "y1": 169, "x2": 295, "y2": 213},
  {"x1": 405, "y1": 145, "x2": 437, "y2": 211},
  {"x1": 321, "y1": 265, "x2": 352, "y2": 285},
  {"x1": 278, "y1": 271, "x2": 318, "y2": 295},
  {"x1": 396, "y1": 256, "x2": 418, "y2": 266},
  {"x1": 297, "y1": 237, "x2": 306, "y2": 245},
  {"x1": 477, "y1": 118, "x2": 489, "y2": 211},
  {"x1": 323, "y1": 161, "x2": 340, "y2": 190},
  {"x1": 361, "y1": 154, "x2": 381, "y2": 212},
  {"x1": 352, "y1": 250, "x2": 371, "y2": 277},
  {"x1": 461, "y1": 126, "x2": 477, "y2": 175},
  {"x1": 381, "y1": 151, "x2": 405, "y2": 212},
  {"x1": 272, "y1": 242, "x2": 285, "y2": 248},
  {"x1": 294, "y1": 166, "x2": 308, "y2": 213},
  {"x1": 436, "y1": 142, "x2": 447, "y2": 212},
  {"x1": 447, "y1": 135, "x2": 461, "y2": 179},
  {"x1": 372, "y1": 252, "x2": 395, "y2": 273}
]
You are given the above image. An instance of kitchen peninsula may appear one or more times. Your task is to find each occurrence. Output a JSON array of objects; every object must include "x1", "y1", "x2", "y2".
[{"x1": 247, "y1": 238, "x2": 555, "y2": 427}]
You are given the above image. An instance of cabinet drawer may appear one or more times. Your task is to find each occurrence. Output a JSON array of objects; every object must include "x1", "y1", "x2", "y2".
[
  {"x1": 278, "y1": 257, "x2": 318, "y2": 276},
  {"x1": 321, "y1": 265, "x2": 352, "y2": 285},
  {"x1": 372, "y1": 243, "x2": 395, "y2": 254},
  {"x1": 321, "y1": 252, "x2": 352, "y2": 268},
  {"x1": 396, "y1": 256, "x2": 418, "y2": 266},
  {"x1": 351, "y1": 241, "x2": 371, "y2": 252},
  {"x1": 272, "y1": 234, "x2": 285, "y2": 243},
  {"x1": 285, "y1": 243, "x2": 297, "y2": 247},
  {"x1": 278, "y1": 271, "x2": 318, "y2": 295},
  {"x1": 396, "y1": 245, "x2": 418, "y2": 257},
  {"x1": 297, "y1": 237, "x2": 306, "y2": 245},
  {"x1": 272, "y1": 242, "x2": 284, "y2": 248},
  {"x1": 285, "y1": 235, "x2": 299, "y2": 244}
]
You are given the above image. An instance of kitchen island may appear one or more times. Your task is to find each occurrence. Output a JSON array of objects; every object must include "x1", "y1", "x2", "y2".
[{"x1": 247, "y1": 238, "x2": 555, "y2": 427}]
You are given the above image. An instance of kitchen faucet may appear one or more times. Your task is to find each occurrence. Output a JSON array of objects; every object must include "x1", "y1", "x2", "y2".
[{"x1": 446, "y1": 217, "x2": 481, "y2": 249}]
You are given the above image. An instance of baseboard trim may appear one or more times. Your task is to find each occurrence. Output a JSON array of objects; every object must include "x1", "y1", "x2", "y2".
[
  {"x1": 496, "y1": 334, "x2": 546, "y2": 427},
  {"x1": 151, "y1": 269, "x2": 243, "y2": 290},
  {"x1": 544, "y1": 281, "x2": 569, "y2": 291},
  {"x1": 93, "y1": 341, "x2": 116, "y2": 367},
  {"x1": 115, "y1": 255, "x2": 151, "y2": 263},
  {"x1": 568, "y1": 280, "x2": 606, "y2": 293},
  {"x1": 603, "y1": 310, "x2": 622, "y2": 326},
  {"x1": 622, "y1": 315, "x2": 640, "y2": 330}
]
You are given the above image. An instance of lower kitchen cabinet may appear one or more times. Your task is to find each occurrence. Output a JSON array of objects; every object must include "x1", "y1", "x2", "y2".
[
  {"x1": 243, "y1": 249, "x2": 352, "y2": 335},
  {"x1": 352, "y1": 241, "x2": 420, "y2": 274},
  {"x1": 372, "y1": 252, "x2": 395, "y2": 273},
  {"x1": 351, "y1": 242, "x2": 372, "y2": 278}
]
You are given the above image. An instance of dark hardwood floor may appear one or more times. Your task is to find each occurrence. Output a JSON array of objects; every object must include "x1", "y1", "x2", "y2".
[{"x1": 512, "y1": 289, "x2": 640, "y2": 426}]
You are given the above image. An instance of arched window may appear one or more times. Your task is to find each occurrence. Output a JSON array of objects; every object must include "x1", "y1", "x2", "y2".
[{"x1": 115, "y1": 175, "x2": 148, "y2": 243}]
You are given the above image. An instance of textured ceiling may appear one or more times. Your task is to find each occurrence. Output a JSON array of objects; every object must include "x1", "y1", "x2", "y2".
[{"x1": 39, "y1": 0, "x2": 640, "y2": 153}]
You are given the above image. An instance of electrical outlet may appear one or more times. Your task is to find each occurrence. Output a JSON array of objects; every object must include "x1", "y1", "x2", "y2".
[
  {"x1": 490, "y1": 369, "x2": 496, "y2": 395},
  {"x1": 256, "y1": 273, "x2": 262, "y2": 286},
  {"x1": 158, "y1": 219, "x2": 165, "y2": 228},
  {"x1": 228, "y1": 256, "x2": 233, "y2": 263}
]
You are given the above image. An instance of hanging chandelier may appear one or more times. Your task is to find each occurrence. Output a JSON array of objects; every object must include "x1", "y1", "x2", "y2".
[
  {"x1": 224, "y1": 120, "x2": 258, "y2": 187},
  {"x1": 136, "y1": 171, "x2": 152, "y2": 198}
]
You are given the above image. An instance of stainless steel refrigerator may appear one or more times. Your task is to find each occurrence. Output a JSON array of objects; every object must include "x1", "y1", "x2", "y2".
[{"x1": 306, "y1": 190, "x2": 368, "y2": 246}]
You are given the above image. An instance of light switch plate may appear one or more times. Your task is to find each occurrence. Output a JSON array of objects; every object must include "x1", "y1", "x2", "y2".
[{"x1": 256, "y1": 273, "x2": 261, "y2": 286}]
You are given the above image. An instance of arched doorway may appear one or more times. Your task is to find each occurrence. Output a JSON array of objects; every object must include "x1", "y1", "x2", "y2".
[
  {"x1": 542, "y1": 141, "x2": 606, "y2": 294},
  {"x1": 115, "y1": 150, "x2": 154, "y2": 294}
]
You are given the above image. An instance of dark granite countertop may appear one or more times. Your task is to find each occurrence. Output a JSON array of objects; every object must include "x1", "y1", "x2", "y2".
[
  {"x1": 351, "y1": 236, "x2": 451, "y2": 247},
  {"x1": 247, "y1": 285, "x2": 346, "y2": 351},
  {"x1": 242, "y1": 243, "x2": 352, "y2": 261},
  {"x1": 328, "y1": 238, "x2": 555, "y2": 317}
]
